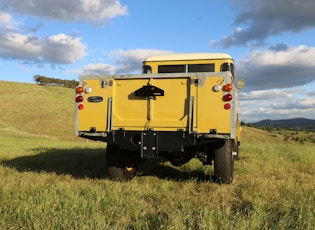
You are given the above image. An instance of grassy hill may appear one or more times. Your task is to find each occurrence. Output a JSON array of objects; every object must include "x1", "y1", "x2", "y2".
[
  {"x1": 0, "y1": 81, "x2": 314, "y2": 229},
  {"x1": 0, "y1": 81, "x2": 77, "y2": 140}
]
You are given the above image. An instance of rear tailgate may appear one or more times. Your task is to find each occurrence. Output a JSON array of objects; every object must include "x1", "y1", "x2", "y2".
[
  {"x1": 110, "y1": 76, "x2": 195, "y2": 131},
  {"x1": 76, "y1": 72, "x2": 233, "y2": 134}
]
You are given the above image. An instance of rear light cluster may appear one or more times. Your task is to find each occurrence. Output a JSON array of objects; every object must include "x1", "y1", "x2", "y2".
[
  {"x1": 76, "y1": 86, "x2": 85, "y2": 110},
  {"x1": 214, "y1": 83, "x2": 233, "y2": 110}
]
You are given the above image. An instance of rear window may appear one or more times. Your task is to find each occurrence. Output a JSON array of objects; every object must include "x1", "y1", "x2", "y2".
[
  {"x1": 188, "y1": 64, "x2": 214, "y2": 72},
  {"x1": 158, "y1": 64, "x2": 214, "y2": 73},
  {"x1": 143, "y1": 65, "x2": 152, "y2": 74},
  {"x1": 221, "y1": 63, "x2": 234, "y2": 77},
  {"x1": 158, "y1": 65, "x2": 186, "y2": 73}
]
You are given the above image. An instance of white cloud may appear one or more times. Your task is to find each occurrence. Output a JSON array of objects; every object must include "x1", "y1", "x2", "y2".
[
  {"x1": 239, "y1": 90, "x2": 292, "y2": 101},
  {"x1": 42, "y1": 34, "x2": 87, "y2": 63},
  {"x1": 81, "y1": 0, "x2": 101, "y2": 11},
  {"x1": 271, "y1": 97, "x2": 315, "y2": 110},
  {"x1": 218, "y1": 44, "x2": 315, "y2": 122},
  {"x1": 72, "y1": 63, "x2": 116, "y2": 75},
  {"x1": 0, "y1": 33, "x2": 42, "y2": 59},
  {"x1": 237, "y1": 45, "x2": 315, "y2": 91},
  {"x1": 0, "y1": 11, "x2": 20, "y2": 31},
  {"x1": 246, "y1": 45, "x2": 314, "y2": 66},
  {"x1": 0, "y1": 32, "x2": 87, "y2": 64},
  {"x1": 0, "y1": 0, "x2": 127, "y2": 23},
  {"x1": 240, "y1": 88, "x2": 315, "y2": 122},
  {"x1": 70, "y1": 49, "x2": 173, "y2": 75},
  {"x1": 109, "y1": 49, "x2": 173, "y2": 73},
  {"x1": 0, "y1": 4, "x2": 89, "y2": 65},
  {"x1": 241, "y1": 106, "x2": 315, "y2": 122}
]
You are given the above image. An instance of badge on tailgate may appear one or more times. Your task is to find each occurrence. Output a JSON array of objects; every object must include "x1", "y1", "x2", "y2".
[{"x1": 87, "y1": 96, "x2": 103, "y2": 102}]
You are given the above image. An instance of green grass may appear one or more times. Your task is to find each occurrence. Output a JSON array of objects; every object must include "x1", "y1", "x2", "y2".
[
  {"x1": 0, "y1": 81, "x2": 77, "y2": 141},
  {"x1": 0, "y1": 81, "x2": 314, "y2": 229}
]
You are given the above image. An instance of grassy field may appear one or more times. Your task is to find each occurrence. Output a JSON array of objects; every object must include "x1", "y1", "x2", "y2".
[
  {"x1": 0, "y1": 81, "x2": 314, "y2": 229},
  {"x1": 0, "y1": 81, "x2": 77, "y2": 141}
]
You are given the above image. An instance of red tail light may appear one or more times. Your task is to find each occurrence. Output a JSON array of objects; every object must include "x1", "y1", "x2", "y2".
[
  {"x1": 224, "y1": 103, "x2": 231, "y2": 110},
  {"x1": 76, "y1": 86, "x2": 84, "y2": 110},
  {"x1": 223, "y1": 94, "x2": 232, "y2": 101},
  {"x1": 76, "y1": 95, "x2": 84, "y2": 102}
]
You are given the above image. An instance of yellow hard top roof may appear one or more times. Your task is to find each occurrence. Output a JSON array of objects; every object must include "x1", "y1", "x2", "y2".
[{"x1": 144, "y1": 53, "x2": 232, "y2": 62}]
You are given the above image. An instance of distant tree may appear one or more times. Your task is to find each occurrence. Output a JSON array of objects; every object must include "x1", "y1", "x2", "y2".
[
  {"x1": 39, "y1": 76, "x2": 50, "y2": 85},
  {"x1": 33, "y1": 74, "x2": 78, "y2": 89},
  {"x1": 33, "y1": 74, "x2": 40, "y2": 84},
  {"x1": 241, "y1": 121, "x2": 254, "y2": 127}
]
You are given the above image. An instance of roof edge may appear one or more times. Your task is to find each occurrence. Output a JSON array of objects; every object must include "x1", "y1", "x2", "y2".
[{"x1": 144, "y1": 53, "x2": 233, "y2": 62}]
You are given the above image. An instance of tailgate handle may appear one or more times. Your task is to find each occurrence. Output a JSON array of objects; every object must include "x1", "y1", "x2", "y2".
[{"x1": 135, "y1": 85, "x2": 164, "y2": 97}]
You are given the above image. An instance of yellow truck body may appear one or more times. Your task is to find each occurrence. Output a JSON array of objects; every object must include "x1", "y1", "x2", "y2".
[{"x1": 75, "y1": 53, "x2": 243, "y2": 183}]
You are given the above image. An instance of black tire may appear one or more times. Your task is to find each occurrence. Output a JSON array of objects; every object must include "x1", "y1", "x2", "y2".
[
  {"x1": 214, "y1": 139, "x2": 234, "y2": 184},
  {"x1": 106, "y1": 144, "x2": 137, "y2": 182}
]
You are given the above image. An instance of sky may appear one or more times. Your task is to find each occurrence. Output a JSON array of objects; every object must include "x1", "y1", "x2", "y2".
[{"x1": 0, "y1": 0, "x2": 315, "y2": 122}]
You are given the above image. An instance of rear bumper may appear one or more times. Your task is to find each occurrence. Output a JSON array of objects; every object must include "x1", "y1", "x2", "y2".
[{"x1": 79, "y1": 130, "x2": 231, "y2": 158}]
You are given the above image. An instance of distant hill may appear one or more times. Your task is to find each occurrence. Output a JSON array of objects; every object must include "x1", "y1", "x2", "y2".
[
  {"x1": 251, "y1": 118, "x2": 315, "y2": 131},
  {"x1": 0, "y1": 81, "x2": 79, "y2": 141}
]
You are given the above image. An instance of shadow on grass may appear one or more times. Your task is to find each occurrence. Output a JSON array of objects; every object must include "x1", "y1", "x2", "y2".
[
  {"x1": 1, "y1": 148, "x2": 107, "y2": 179},
  {"x1": 1, "y1": 148, "x2": 213, "y2": 182},
  {"x1": 137, "y1": 158, "x2": 213, "y2": 182}
]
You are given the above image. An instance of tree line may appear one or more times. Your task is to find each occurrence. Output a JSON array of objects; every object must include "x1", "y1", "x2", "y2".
[{"x1": 33, "y1": 75, "x2": 79, "y2": 89}]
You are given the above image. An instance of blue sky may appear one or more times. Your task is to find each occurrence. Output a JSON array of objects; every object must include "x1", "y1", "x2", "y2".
[{"x1": 1, "y1": 0, "x2": 315, "y2": 122}]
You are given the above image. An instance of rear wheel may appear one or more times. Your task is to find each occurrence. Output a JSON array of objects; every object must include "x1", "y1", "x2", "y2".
[
  {"x1": 106, "y1": 144, "x2": 137, "y2": 182},
  {"x1": 214, "y1": 139, "x2": 234, "y2": 184}
]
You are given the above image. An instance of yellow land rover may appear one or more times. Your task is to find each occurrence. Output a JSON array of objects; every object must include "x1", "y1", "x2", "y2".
[{"x1": 75, "y1": 53, "x2": 244, "y2": 183}]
